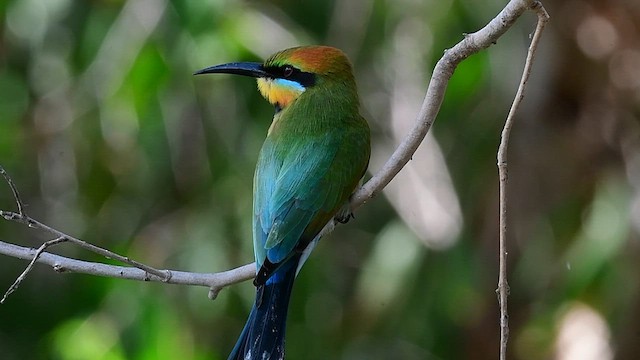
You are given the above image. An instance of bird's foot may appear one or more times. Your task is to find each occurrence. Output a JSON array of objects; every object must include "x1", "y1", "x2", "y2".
[{"x1": 335, "y1": 211, "x2": 354, "y2": 224}]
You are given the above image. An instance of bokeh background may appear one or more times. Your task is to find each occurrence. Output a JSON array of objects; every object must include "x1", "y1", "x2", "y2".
[{"x1": 1, "y1": 0, "x2": 639, "y2": 359}]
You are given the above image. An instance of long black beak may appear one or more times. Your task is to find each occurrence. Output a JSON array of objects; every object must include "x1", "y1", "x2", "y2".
[{"x1": 193, "y1": 62, "x2": 269, "y2": 78}]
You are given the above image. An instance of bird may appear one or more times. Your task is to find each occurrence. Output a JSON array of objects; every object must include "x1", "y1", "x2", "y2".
[{"x1": 195, "y1": 46, "x2": 370, "y2": 360}]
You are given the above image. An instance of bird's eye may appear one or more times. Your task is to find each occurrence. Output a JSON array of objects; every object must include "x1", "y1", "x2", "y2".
[{"x1": 283, "y1": 66, "x2": 294, "y2": 78}]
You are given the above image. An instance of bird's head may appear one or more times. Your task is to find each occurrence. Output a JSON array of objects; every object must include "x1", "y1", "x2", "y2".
[{"x1": 195, "y1": 46, "x2": 356, "y2": 112}]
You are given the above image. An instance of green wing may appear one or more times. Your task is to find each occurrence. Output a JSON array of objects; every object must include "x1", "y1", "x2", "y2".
[{"x1": 252, "y1": 130, "x2": 367, "y2": 271}]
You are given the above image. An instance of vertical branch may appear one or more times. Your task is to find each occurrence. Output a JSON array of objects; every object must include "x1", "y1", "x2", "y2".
[{"x1": 496, "y1": 2, "x2": 549, "y2": 359}]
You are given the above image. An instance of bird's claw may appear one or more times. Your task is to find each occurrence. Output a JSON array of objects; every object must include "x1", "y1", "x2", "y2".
[{"x1": 335, "y1": 212, "x2": 354, "y2": 224}]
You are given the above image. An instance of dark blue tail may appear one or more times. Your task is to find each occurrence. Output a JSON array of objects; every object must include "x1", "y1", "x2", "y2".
[{"x1": 227, "y1": 257, "x2": 299, "y2": 360}]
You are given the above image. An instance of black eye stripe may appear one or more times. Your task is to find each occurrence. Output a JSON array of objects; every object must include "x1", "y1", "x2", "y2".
[{"x1": 263, "y1": 65, "x2": 316, "y2": 87}]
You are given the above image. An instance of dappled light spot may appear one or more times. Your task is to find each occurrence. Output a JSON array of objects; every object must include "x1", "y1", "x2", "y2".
[
  {"x1": 576, "y1": 15, "x2": 618, "y2": 60},
  {"x1": 554, "y1": 303, "x2": 613, "y2": 360}
]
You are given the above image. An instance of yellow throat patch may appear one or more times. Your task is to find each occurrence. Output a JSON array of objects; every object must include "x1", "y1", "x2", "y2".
[{"x1": 257, "y1": 78, "x2": 306, "y2": 110}]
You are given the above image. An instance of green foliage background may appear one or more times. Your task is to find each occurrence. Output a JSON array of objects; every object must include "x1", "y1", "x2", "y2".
[{"x1": 1, "y1": 0, "x2": 639, "y2": 359}]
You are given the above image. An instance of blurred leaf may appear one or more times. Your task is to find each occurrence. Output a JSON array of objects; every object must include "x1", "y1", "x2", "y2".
[
  {"x1": 563, "y1": 175, "x2": 631, "y2": 296},
  {"x1": 52, "y1": 315, "x2": 126, "y2": 360}
]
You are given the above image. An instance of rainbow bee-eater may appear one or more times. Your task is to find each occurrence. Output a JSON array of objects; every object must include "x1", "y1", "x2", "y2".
[{"x1": 195, "y1": 46, "x2": 370, "y2": 360}]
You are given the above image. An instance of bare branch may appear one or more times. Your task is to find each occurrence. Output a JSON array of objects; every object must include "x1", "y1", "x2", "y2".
[
  {"x1": 1, "y1": 236, "x2": 67, "y2": 304},
  {"x1": 1, "y1": 209, "x2": 171, "y2": 281},
  {"x1": 1, "y1": 166, "x2": 170, "y2": 283},
  {"x1": 0, "y1": 165, "x2": 27, "y2": 216},
  {"x1": 0, "y1": 167, "x2": 251, "y2": 302},
  {"x1": 0, "y1": 239, "x2": 255, "y2": 300},
  {"x1": 351, "y1": 0, "x2": 540, "y2": 209},
  {"x1": 496, "y1": 2, "x2": 550, "y2": 359}
]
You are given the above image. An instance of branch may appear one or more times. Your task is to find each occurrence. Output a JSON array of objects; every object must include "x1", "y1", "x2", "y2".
[
  {"x1": 351, "y1": 0, "x2": 541, "y2": 209},
  {"x1": 17, "y1": 216, "x2": 171, "y2": 277},
  {"x1": 0, "y1": 163, "x2": 255, "y2": 302},
  {"x1": 0, "y1": 0, "x2": 546, "y2": 317},
  {"x1": 0, "y1": 240, "x2": 255, "y2": 300},
  {"x1": 1, "y1": 209, "x2": 172, "y2": 280},
  {"x1": 0, "y1": 165, "x2": 27, "y2": 217},
  {"x1": 1, "y1": 236, "x2": 67, "y2": 303},
  {"x1": 496, "y1": 2, "x2": 549, "y2": 359},
  {"x1": 1, "y1": 164, "x2": 173, "y2": 283}
]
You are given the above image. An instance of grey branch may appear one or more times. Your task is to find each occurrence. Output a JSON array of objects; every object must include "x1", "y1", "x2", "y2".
[
  {"x1": 1, "y1": 209, "x2": 171, "y2": 280},
  {"x1": 496, "y1": 2, "x2": 550, "y2": 360},
  {"x1": 0, "y1": 163, "x2": 255, "y2": 302},
  {"x1": 1, "y1": 237, "x2": 68, "y2": 303},
  {"x1": 351, "y1": 0, "x2": 544, "y2": 209},
  {"x1": 0, "y1": 239, "x2": 256, "y2": 300},
  {"x1": 0, "y1": 165, "x2": 27, "y2": 217}
]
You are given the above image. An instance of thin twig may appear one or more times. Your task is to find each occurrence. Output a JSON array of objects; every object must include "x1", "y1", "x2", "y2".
[
  {"x1": 0, "y1": 167, "x2": 171, "y2": 303},
  {"x1": 496, "y1": 2, "x2": 549, "y2": 359},
  {"x1": 1, "y1": 210, "x2": 171, "y2": 281},
  {"x1": 0, "y1": 165, "x2": 27, "y2": 216},
  {"x1": 1, "y1": 236, "x2": 67, "y2": 304}
]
